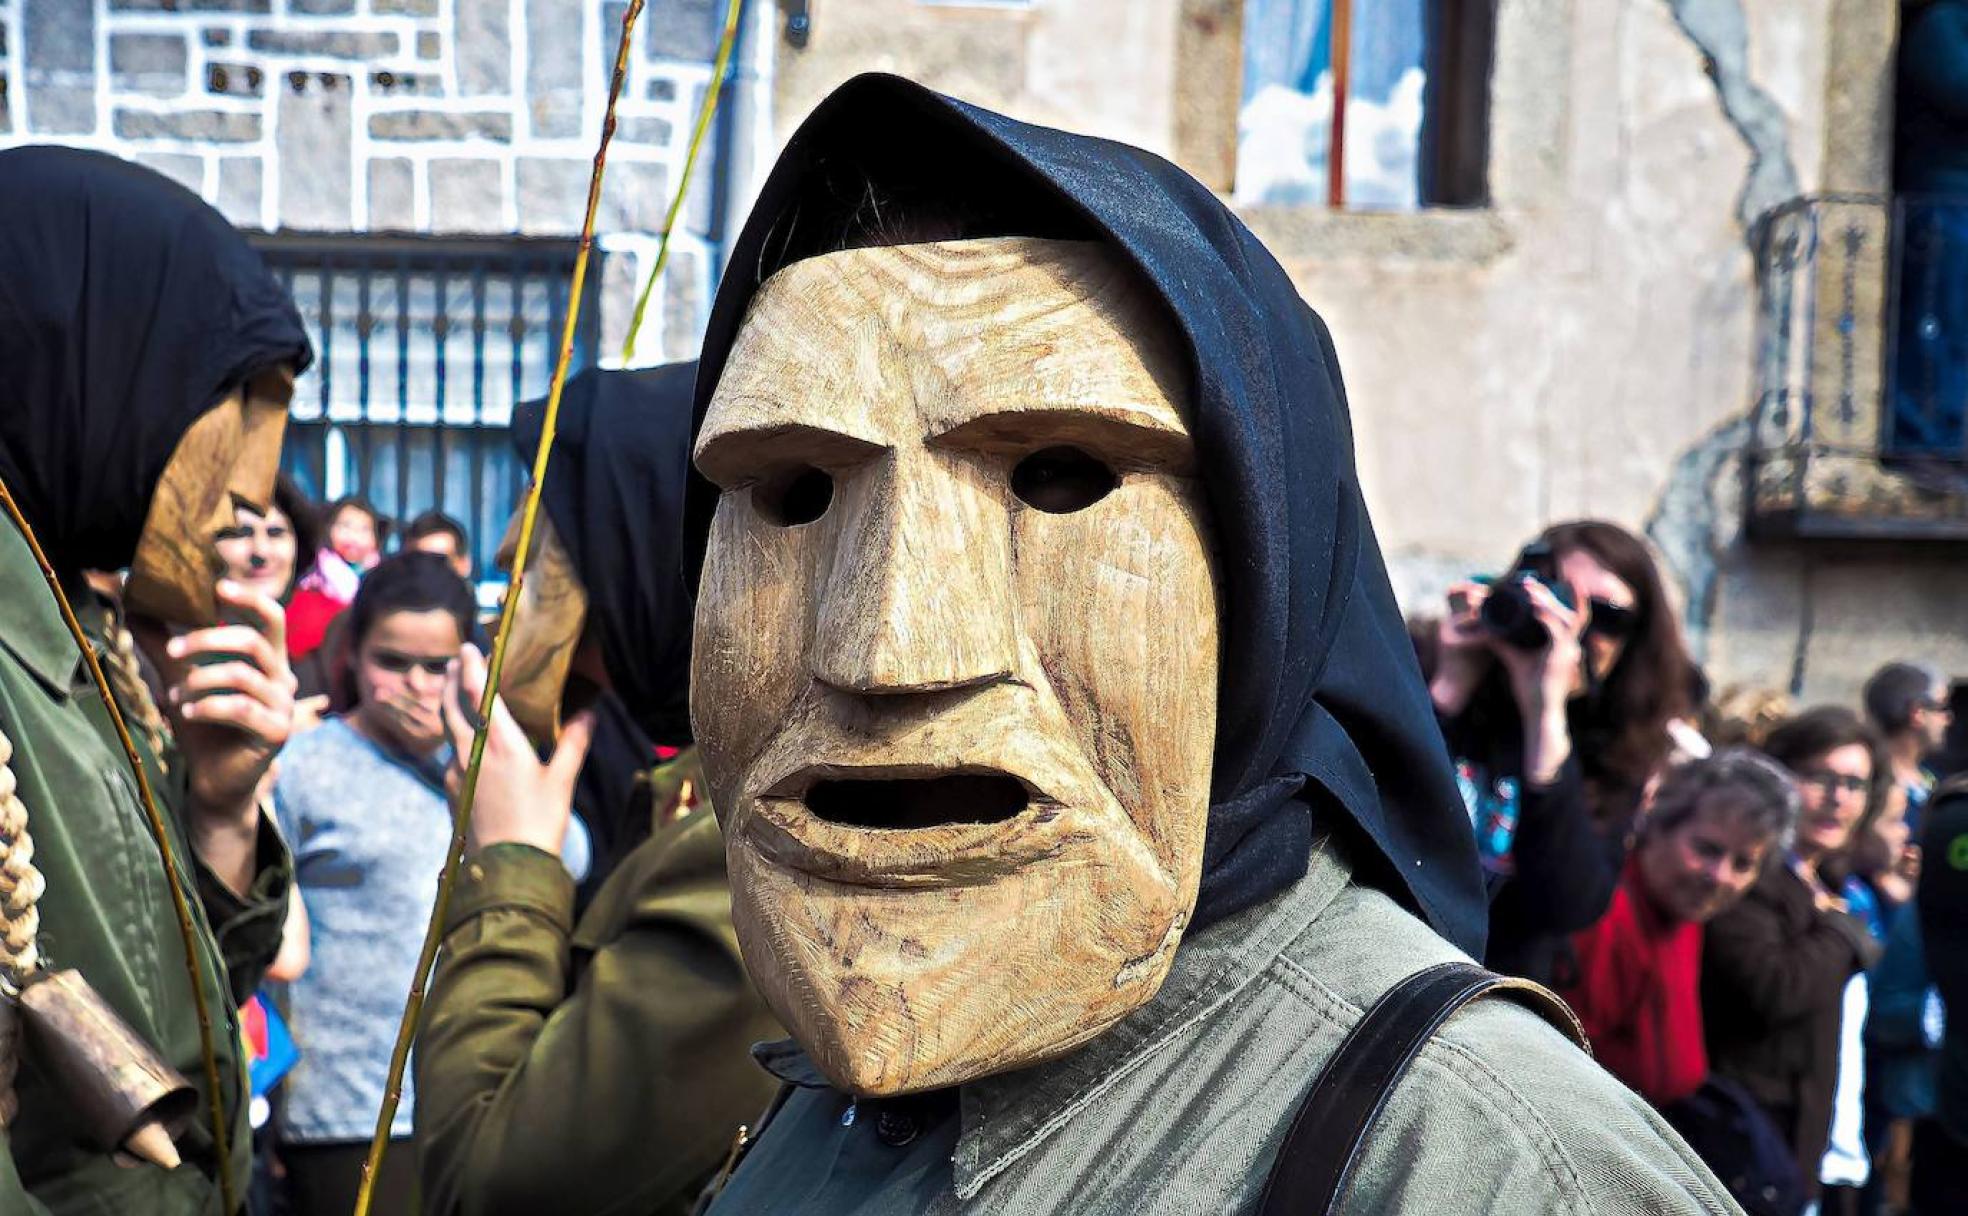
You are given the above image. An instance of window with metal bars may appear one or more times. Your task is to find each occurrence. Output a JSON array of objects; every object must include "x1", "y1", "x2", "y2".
[
  {"x1": 250, "y1": 234, "x2": 603, "y2": 596},
  {"x1": 1236, "y1": 0, "x2": 1494, "y2": 211}
]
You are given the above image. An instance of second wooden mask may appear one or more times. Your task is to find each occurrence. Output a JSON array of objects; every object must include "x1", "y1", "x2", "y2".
[
  {"x1": 125, "y1": 366, "x2": 295, "y2": 627},
  {"x1": 494, "y1": 508, "x2": 592, "y2": 747}
]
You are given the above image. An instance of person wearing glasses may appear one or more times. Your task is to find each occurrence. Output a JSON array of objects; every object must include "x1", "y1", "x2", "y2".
[
  {"x1": 1428, "y1": 520, "x2": 1697, "y2": 985},
  {"x1": 1702, "y1": 707, "x2": 1887, "y2": 1208}
]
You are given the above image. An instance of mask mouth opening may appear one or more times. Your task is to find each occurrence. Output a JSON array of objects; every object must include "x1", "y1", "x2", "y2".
[{"x1": 804, "y1": 773, "x2": 1030, "y2": 830}]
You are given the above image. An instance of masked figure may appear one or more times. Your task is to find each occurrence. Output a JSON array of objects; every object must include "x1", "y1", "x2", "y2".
[
  {"x1": 415, "y1": 364, "x2": 782, "y2": 1216},
  {"x1": 685, "y1": 77, "x2": 1737, "y2": 1213},
  {"x1": 0, "y1": 148, "x2": 310, "y2": 1214}
]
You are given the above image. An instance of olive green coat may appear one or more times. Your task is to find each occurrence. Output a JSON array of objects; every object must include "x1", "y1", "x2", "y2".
[
  {"x1": 415, "y1": 800, "x2": 782, "y2": 1216},
  {"x1": 0, "y1": 515, "x2": 290, "y2": 1215}
]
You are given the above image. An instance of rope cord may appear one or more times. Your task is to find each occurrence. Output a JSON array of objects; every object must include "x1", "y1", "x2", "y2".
[{"x1": 0, "y1": 723, "x2": 47, "y2": 1128}]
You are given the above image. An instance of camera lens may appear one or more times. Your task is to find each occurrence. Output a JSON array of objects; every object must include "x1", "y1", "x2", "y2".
[{"x1": 1479, "y1": 581, "x2": 1552, "y2": 650}]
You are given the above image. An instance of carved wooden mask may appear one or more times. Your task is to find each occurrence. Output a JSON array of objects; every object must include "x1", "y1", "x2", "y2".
[
  {"x1": 126, "y1": 367, "x2": 294, "y2": 626},
  {"x1": 691, "y1": 237, "x2": 1220, "y2": 1096},
  {"x1": 495, "y1": 508, "x2": 591, "y2": 747}
]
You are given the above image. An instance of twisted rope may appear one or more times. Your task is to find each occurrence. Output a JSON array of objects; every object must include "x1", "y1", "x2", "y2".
[
  {"x1": 109, "y1": 629, "x2": 173, "y2": 771},
  {"x1": 0, "y1": 723, "x2": 47, "y2": 1127},
  {"x1": 100, "y1": 614, "x2": 173, "y2": 774}
]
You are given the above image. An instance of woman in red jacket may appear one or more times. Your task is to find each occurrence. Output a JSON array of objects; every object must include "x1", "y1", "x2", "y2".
[{"x1": 1563, "y1": 749, "x2": 1798, "y2": 1107}]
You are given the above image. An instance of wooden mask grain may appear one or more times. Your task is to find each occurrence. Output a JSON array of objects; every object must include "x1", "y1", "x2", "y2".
[
  {"x1": 692, "y1": 237, "x2": 1220, "y2": 1096},
  {"x1": 126, "y1": 366, "x2": 295, "y2": 626},
  {"x1": 496, "y1": 509, "x2": 591, "y2": 747}
]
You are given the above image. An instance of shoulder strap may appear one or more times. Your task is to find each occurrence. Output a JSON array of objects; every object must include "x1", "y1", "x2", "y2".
[{"x1": 1257, "y1": 960, "x2": 1587, "y2": 1216}]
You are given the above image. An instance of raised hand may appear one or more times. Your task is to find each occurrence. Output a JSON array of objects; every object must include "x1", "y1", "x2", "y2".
[{"x1": 441, "y1": 644, "x2": 595, "y2": 857}]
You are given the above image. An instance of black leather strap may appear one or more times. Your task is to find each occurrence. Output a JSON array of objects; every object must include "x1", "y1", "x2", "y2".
[{"x1": 1257, "y1": 960, "x2": 1588, "y2": 1215}]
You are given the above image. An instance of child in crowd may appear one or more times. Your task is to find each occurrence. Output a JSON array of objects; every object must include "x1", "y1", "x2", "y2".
[
  {"x1": 288, "y1": 495, "x2": 389, "y2": 659},
  {"x1": 272, "y1": 552, "x2": 474, "y2": 1216}
]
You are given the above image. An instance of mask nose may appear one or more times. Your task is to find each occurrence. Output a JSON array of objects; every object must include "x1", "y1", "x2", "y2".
[{"x1": 811, "y1": 450, "x2": 1016, "y2": 695}]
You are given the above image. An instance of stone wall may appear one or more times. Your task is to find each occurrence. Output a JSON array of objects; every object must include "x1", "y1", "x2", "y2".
[{"x1": 0, "y1": 0, "x2": 737, "y2": 364}]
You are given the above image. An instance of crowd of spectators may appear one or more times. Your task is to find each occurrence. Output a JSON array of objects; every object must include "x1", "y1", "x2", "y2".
[
  {"x1": 203, "y1": 492, "x2": 1964, "y2": 1216},
  {"x1": 1415, "y1": 518, "x2": 1964, "y2": 1216},
  {"x1": 181, "y1": 448, "x2": 1968, "y2": 1216}
]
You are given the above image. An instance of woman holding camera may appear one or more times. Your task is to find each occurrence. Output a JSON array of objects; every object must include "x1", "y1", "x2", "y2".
[{"x1": 1429, "y1": 519, "x2": 1695, "y2": 984}]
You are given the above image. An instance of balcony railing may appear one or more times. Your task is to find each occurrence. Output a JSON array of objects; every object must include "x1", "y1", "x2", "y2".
[{"x1": 1745, "y1": 194, "x2": 1968, "y2": 540}]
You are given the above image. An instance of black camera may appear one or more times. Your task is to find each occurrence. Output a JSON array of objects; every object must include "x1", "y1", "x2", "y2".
[{"x1": 1478, "y1": 543, "x2": 1575, "y2": 651}]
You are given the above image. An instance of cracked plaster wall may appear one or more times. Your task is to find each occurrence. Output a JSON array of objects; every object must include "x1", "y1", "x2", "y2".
[
  {"x1": 1319, "y1": 0, "x2": 1967, "y2": 704},
  {"x1": 1257, "y1": 0, "x2": 1805, "y2": 666},
  {"x1": 1325, "y1": 0, "x2": 1966, "y2": 704}
]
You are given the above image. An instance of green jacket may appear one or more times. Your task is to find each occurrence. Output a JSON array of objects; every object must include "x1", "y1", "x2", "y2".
[
  {"x1": 702, "y1": 836, "x2": 1739, "y2": 1215},
  {"x1": 415, "y1": 801, "x2": 782, "y2": 1216},
  {"x1": 1919, "y1": 785, "x2": 1968, "y2": 1144},
  {"x1": 0, "y1": 515, "x2": 291, "y2": 1215}
]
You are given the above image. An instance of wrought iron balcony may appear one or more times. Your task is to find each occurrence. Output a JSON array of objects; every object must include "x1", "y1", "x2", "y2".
[{"x1": 1746, "y1": 194, "x2": 1968, "y2": 540}]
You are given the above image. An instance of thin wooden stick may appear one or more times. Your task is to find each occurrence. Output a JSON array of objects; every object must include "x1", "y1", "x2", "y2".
[
  {"x1": 1327, "y1": 0, "x2": 1352, "y2": 210},
  {"x1": 0, "y1": 475, "x2": 237, "y2": 1216},
  {"x1": 621, "y1": 0, "x2": 747, "y2": 364},
  {"x1": 350, "y1": 3, "x2": 647, "y2": 1212}
]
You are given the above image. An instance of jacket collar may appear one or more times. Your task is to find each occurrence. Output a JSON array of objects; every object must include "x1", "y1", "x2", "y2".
[
  {"x1": 0, "y1": 513, "x2": 88, "y2": 698},
  {"x1": 948, "y1": 831, "x2": 1351, "y2": 1197},
  {"x1": 752, "y1": 1037, "x2": 833, "y2": 1089},
  {"x1": 748, "y1": 833, "x2": 1355, "y2": 1198}
]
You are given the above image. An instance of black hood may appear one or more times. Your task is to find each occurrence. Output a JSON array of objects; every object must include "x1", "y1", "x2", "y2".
[
  {"x1": 685, "y1": 75, "x2": 1486, "y2": 956},
  {"x1": 512, "y1": 362, "x2": 698, "y2": 747},
  {"x1": 0, "y1": 146, "x2": 312, "y2": 572}
]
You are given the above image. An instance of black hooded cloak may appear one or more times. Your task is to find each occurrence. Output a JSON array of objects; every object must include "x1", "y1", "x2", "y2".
[
  {"x1": 512, "y1": 363, "x2": 700, "y2": 897},
  {"x1": 684, "y1": 75, "x2": 1487, "y2": 957},
  {"x1": 0, "y1": 146, "x2": 312, "y2": 572},
  {"x1": 511, "y1": 362, "x2": 698, "y2": 745}
]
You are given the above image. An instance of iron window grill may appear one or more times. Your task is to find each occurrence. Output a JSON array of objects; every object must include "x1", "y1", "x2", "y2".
[{"x1": 250, "y1": 234, "x2": 603, "y2": 589}]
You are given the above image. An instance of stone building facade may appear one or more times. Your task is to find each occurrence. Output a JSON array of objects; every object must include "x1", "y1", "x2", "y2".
[
  {"x1": 0, "y1": 0, "x2": 760, "y2": 365},
  {"x1": 759, "y1": 0, "x2": 1968, "y2": 707}
]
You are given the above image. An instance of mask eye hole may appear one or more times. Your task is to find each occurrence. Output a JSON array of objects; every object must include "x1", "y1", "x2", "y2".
[
  {"x1": 756, "y1": 466, "x2": 834, "y2": 527},
  {"x1": 1011, "y1": 446, "x2": 1116, "y2": 514}
]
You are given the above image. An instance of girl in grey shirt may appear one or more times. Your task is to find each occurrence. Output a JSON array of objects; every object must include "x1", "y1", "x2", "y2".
[{"x1": 272, "y1": 553, "x2": 477, "y2": 1216}]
